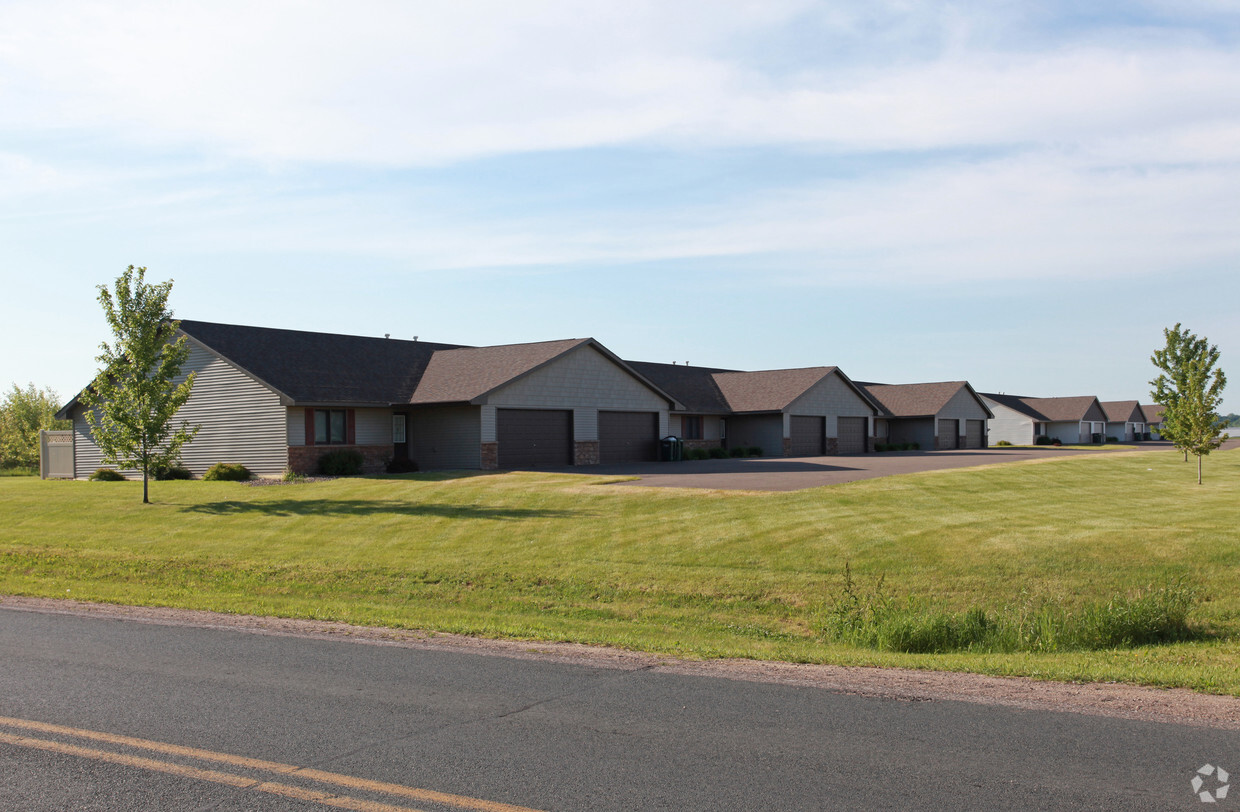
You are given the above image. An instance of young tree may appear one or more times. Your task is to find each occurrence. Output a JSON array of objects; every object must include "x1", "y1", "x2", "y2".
[
  {"x1": 0, "y1": 383, "x2": 71, "y2": 469},
  {"x1": 82, "y1": 266, "x2": 199, "y2": 503},
  {"x1": 1150, "y1": 323, "x2": 1228, "y2": 484}
]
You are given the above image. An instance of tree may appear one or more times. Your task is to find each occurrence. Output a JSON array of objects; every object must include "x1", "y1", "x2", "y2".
[
  {"x1": 81, "y1": 266, "x2": 199, "y2": 503},
  {"x1": 0, "y1": 383, "x2": 71, "y2": 469},
  {"x1": 1150, "y1": 323, "x2": 1228, "y2": 484}
]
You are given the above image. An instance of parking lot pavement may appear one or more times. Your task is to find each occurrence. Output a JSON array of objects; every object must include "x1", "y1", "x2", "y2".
[{"x1": 565, "y1": 444, "x2": 1167, "y2": 492}]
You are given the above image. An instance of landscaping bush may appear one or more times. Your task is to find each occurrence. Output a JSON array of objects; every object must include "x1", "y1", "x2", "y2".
[
  {"x1": 728, "y1": 447, "x2": 745, "y2": 458},
  {"x1": 1034, "y1": 435, "x2": 1053, "y2": 445},
  {"x1": 280, "y1": 467, "x2": 307, "y2": 483},
  {"x1": 686, "y1": 447, "x2": 710, "y2": 461},
  {"x1": 745, "y1": 446, "x2": 763, "y2": 457},
  {"x1": 708, "y1": 446, "x2": 729, "y2": 459},
  {"x1": 385, "y1": 457, "x2": 419, "y2": 474},
  {"x1": 203, "y1": 462, "x2": 252, "y2": 482},
  {"x1": 88, "y1": 468, "x2": 125, "y2": 481},
  {"x1": 874, "y1": 442, "x2": 888, "y2": 452},
  {"x1": 317, "y1": 449, "x2": 364, "y2": 476},
  {"x1": 995, "y1": 440, "x2": 1012, "y2": 446},
  {"x1": 909, "y1": 442, "x2": 920, "y2": 450},
  {"x1": 154, "y1": 464, "x2": 193, "y2": 480},
  {"x1": 1106, "y1": 436, "x2": 1119, "y2": 444}
]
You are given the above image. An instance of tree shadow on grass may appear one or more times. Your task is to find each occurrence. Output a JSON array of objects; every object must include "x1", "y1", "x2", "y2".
[{"x1": 182, "y1": 499, "x2": 584, "y2": 520}]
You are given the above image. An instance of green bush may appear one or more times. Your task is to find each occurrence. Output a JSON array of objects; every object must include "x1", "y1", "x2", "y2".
[
  {"x1": 317, "y1": 449, "x2": 364, "y2": 476},
  {"x1": 874, "y1": 442, "x2": 887, "y2": 452},
  {"x1": 88, "y1": 468, "x2": 125, "y2": 481},
  {"x1": 1106, "y1": 436, "x2": 1118, "y2": 444},
  {"x1": 203, "y1": 463, "x2": 252, "y2": 482},
  {"x1": 280, "y1": 467, "x2": 307, "y2": 483},
  {"x1": 154, "y1": 465, "x2": 193, "y2": 480},
  {"x1": 708, "y1": 446, "x2": 729, "y2": 459},
  {"x1": 746, "y1": 446, "x2": 763, "y2": 457},
  {"x1": 728, "y1": 447, "x2": 745, "y2": 458},
  {"x1": 686, "y1": 447, "x2": 710, "y2": 461},
  {"x1": 995, "y1": 440, "x2": 1012, "y2": 446},
  {"x1": 385, "y1": 457, "x2": 419, "y2": 474},
  {"x1": 1034, "y1": 435, "x2": 1053, "y2": 445}
]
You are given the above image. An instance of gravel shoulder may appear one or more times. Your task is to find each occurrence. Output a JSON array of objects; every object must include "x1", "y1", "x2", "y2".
[{"x1": 5, "y1": 595, "x2": 1238, "y2": 731}]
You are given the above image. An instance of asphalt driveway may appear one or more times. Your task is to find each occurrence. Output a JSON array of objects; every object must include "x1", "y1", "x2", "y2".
[{"x1": 567, "y1": 443, "x2": 1173, "y2": 492}]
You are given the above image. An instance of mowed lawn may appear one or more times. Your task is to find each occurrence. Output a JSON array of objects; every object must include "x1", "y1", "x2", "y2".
[{"x1": 2, "y1": 447, "x2": 1238, "y2": 694}]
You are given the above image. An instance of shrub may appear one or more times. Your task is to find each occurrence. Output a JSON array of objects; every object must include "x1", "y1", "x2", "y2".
[
  {"x1": 280, "y1": 467, "x2": 307, "y2": 483},
  {"x1": 317, "y1": 449, "x2": 364, "y2": 476},
  {"x1": 203, "y1": 462, "x2": 252, "y2": 482},
  {"x1": 154, "y1": 465, "x2": 193, "y2": 480},
  {"x1": 708, "y1": 446, "x2": 729, "y2": 459},
  {"x1": 746, "y1": 446, "x2": 763, "y2": 457},
  {"x1": 909, "y1": 442, "x2": 920, "y2": 450},
  {"x1": 1051, "y1": 439, "x2": 1062, "y2": 446},
  {"x1": 385, "y1": 457, "x2": 419, "y2": 474},
  {"x1": 88, "y1": 468, "x2": 125, "y2": 481},
  {"x1": 1106, "y1": 436, "x2": 1118, "y2": 444},
  {"x1": 874, "y1": 442, "x2": 888, "y2": 452},
  {"x1": 1034, "y1": 435, "x2": 1052, "y2": 445},
  {"x1": 686, "y1": 447, "x2": 710, "y2": 461},
  {"x1": 995, "y1": 440, "x2": 1012, "y2": 446},
  {"x1": 728, "y1": 447, "x2": 745, "y2": 458}
]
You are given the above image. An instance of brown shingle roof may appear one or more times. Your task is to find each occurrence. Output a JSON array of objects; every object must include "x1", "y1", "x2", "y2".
[
  {"x1": 1142, "y1": 404, "x2": 1165, "y2": 423},
  {"x1": 408, "y1": 339, "x2": 591, "y2": 404},
  {"x1": 981, "y1": 393, "x2": 1102, "y2": 422},
  {"x1": 713, "y1": 367, "x2": 842, "y2": 413},
  {"x1": 1100, "y1": 400, "x2": 1142, "y2": 422},
  {"x1": 858, "y1": 381, "x2": 984, "y2": 418},
  {"x1": 625, "y1": 361, "x2": 735, "y2": 414}
]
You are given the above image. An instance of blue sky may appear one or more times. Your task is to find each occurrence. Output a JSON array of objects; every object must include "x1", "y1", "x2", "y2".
[{"x1": 3, "y1": 0, "x2": 1238, "y2": 409}]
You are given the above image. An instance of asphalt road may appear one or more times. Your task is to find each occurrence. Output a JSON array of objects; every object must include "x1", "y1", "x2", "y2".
[{"x1": 2, "y1": 606, "x2": 1236, "y2": 811}]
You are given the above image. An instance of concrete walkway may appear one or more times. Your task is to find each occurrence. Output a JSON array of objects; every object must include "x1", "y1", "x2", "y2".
[{"x1": 566, "y1": 442, "x2": 1176, "y2": 492}]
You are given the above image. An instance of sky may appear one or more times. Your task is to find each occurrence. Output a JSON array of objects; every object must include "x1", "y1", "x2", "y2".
[{"x1": 2, "y1": 0, "x2": 1238, "y2": 410}]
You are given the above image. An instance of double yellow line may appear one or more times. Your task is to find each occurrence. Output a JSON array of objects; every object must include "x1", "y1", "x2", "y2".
[{"x1": 0, "y1": 715, "x2": 544, "y2": 812}]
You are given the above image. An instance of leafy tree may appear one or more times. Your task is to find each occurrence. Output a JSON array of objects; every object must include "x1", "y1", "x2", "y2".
[
  {"x1": 0, "y1": 383, "x2": 71, "y2": 469},
  {"x1": 1150, "y1": 323, "x2": 1228, "y2": 484},
  {"x1": 81, "y1": 266, "x2": 199, "y2": 503}
]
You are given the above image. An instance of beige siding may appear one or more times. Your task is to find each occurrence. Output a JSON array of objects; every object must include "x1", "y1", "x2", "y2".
[
  {"x1": 940, "y1": 387, "x2": 989, "y2": 422},
  {"x1": 981, "y1": 398, "x2": 1034, "y2": 445},
  {"x1": 354, "y1": 408, "x2": 392, "y2": 446},
  {"x1": 411, "y1": 406, "x2": 481, "y2": 469},
  {"x1": 786, "y1": 373, "x2": 873, "y2": 438},
  {"x1": 72, "y1": 343, "x2": 287, "y2": 478},
  {"x1": 486, "y1": 345, "x2": 669, "y2": 411}
]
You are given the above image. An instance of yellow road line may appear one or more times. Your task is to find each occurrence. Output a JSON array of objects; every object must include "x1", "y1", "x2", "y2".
[
  {"x1": 0, "y1": 716, "x2": 544, "y2": 812},
  {"x1": 0, "y1": 730, "x2": 423, "y2": 812}
]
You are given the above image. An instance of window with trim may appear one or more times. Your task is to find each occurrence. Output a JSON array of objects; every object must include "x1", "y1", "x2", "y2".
[
  {"x1": 315, "y1": 409, "x2": 348, "y2": 444},
  {"x1": 682, "y1": 415, "x2": 703, "y2": 440},
  {"x1": 392, "y1": 414, "x2": 407, "y2": 444}
]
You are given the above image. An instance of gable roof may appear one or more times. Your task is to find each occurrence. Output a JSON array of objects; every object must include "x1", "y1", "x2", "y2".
[
  {"x1": 409, "y1": 338, "x2": 591, "y2": 404},
  {"x1": 1142, "y1": 403, "x2": 1165, "y2": 423},
  {"x1": 980, "y1": 393, "x2": 1103, "y2": 422},
  {"x1": 858, "y1": 381, "x2": 994, "y2": 419},
  {"x1": 178, "y1": 320, "x2": 463, "y2": 405},
  {"x1": 1100, "y1": 400, "x2": 1143, "y2": 423},
  {"x1": 625, "y1": 361, "x2": 736, "y2": 414},
  {"x1": 714, "y1": 366, "x2": 851, "y2": 413}
]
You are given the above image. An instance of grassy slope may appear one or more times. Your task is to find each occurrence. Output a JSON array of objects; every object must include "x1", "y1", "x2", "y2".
[{"x1": 2, "y1": 448, "x2": 1238, "y2": 693}]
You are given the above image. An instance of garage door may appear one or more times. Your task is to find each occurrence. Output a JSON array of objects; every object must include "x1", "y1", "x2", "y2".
[
  {"x1": 599, "y1": 411, "x2": 658, "y2": 463},
  {"x1": 497, "y1": 409, "x2": 572, "y2": 468},
  {"x1": 789, "y1": 415, "x2": 825, "y2": 456},
  {"x1": 836, "y1": 416, "x2": 867, "y2": 454},
  {"x1": 939, "y1": 419, "x2": 958, "y2": 449},
  {"x1": 964, "y1": 419, "x2": 985, "y2": 449}
]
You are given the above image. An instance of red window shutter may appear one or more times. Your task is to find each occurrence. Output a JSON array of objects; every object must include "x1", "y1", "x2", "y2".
[
  {"x1": 304, "y1": 409, "x2": 315, "y2": 446},
  {"x1": 346, "y1": 409, "x2": 356, "y2": 445}
]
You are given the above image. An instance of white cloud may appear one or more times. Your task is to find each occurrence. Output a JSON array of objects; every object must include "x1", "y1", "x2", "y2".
[{"x1": 2, "y1": 1, "x2": 1238, "y2": 166}]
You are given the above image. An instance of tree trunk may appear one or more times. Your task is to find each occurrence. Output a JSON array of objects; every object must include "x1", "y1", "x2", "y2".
[{"x1": 1198, "y1": 454, "x2": 1202, "y2": 485}]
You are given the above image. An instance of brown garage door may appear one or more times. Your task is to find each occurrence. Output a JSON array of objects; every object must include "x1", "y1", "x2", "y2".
[
  {"x1": 789, "y1": 415, "x2": 826, "y2": 456},
  {"x1": 497, "y1": 409, "x2": 572, "y2": 468},
  {"x1": 964, "y1": 419, "x2": 985, "y2": 449},
  {"x1": 836, "y1": 416, "x2": 867, "y2": 454},
  {"x1": 939, "y1": 419, "x2": 958, "y2": 449},
  {"x1": 599, "y1": 411, "x2": 658, "y2": 463}
]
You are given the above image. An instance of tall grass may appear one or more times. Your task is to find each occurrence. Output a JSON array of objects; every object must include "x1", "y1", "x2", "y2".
[
  {"x1": 0, "y1": 466, "x2": 37, "y2": 477},
  {"x1": 822, "y1": 564, "x2": 1200, "y2": 653}
]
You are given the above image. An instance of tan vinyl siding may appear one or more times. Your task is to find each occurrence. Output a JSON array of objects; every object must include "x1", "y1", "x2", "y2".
[
  {"x1": 411, "y1": 405, "x2": 481, "y2": 469},
  {"x1": 940, "y1": 387, "x2": 989, "y2": 421},
  {"x1": 981, "y1": 398, "x2": 1034, "y2": 445},
  {"x1": 354, "y1": 408, "x2": 392, "y2": 446},
  {"x1": 486, "y1": 345, "x2": 668, "y2": 411},
  {"x1": 72, "y1": 342, "x2": 287, "y2": 478}
]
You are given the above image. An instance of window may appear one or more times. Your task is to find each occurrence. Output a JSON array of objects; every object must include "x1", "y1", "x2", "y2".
[
  {"x1": 1034, "y1": 423, "x2": 1046, "y2": 436},
  {"x1": 314, "y1": 409, "x2": 348, "y2": 444},
  {"x1": 682, "y1": 415, "x2": 703, "y2": 440},
  {"x1": 392, "y1": 414, "x2": 407, "y2": 444}
]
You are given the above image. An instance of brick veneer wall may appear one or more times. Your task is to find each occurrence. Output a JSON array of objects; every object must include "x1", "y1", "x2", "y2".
[
  {"x1": 782, "y1": 438, "x2": 793, "y2": 457},
  {"x1": 574, "y1": 441, "x2": 599, "y2": 466},
  {"x1": 682, "y1": 439, "x2": 722, "y2": 452},
  {"x1": 288, "y1": 444, "x2": 390, "y2": 475},
  {"x1": 480, "y1": 442, "x2": 498, "y2": 470},
  {"x1": 826, "y1": 437, "x2": 839, "y2": 455}
]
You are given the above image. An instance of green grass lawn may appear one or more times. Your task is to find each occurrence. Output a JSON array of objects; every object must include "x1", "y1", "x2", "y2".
[{"x1": 2, "y1": 448, "x2": 1238, "y2": 693}]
